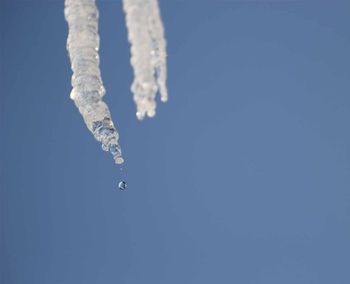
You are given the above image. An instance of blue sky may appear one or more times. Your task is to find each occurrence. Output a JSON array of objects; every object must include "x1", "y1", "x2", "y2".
[{"x1": 1, "y1": 1, "x2": 350, "y2": 283}]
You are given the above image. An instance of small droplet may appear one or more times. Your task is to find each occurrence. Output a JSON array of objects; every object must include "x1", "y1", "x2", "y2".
[
  {"x1": 115, "y1": 157, "x2": 124, "y2": 164},
  {"x1": 118, "y1": 181, "x2": 127, "y2": 190}
]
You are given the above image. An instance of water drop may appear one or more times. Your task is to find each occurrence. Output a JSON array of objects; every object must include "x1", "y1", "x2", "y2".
[{"x1": 118, "y1": 181, "x2": 127, "y2": 190}]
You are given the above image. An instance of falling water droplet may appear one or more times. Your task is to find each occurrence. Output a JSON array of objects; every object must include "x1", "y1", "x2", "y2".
[{"x1": 118, "y1": 181, "x2": 127, "y2": 190}]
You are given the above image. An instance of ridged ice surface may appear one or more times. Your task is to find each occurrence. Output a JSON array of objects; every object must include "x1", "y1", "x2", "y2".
[
  {"x1": 123, "y1": 0, "x2": 168, "y2": 120},
  {"x1": 64, "y1": 0, "x2": 124, "y2": 164}
]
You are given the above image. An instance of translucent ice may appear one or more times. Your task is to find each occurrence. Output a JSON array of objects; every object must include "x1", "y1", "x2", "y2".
[
  {"x1": 64, "y1": 0, "x2": 168, "y2": 166},
  {"x1": 123, "y1": 0, "x2": 168, "y2": 120},
  {"x1": 64, "y1": 0, "x2": 124, "y2": 164}
]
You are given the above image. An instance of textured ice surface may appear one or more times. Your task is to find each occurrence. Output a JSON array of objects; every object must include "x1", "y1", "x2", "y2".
[
  {"x1": 64, "y1": 0, "x2": 168, "y2": 165},
  {"x1": 123, "y1": 0, "x2": 168, "y2": 120},
  {"x1": 64, "y1": 0, "x2": 123, "y2": 164}
]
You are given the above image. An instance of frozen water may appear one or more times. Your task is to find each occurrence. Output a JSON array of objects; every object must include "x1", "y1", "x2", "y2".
[
  {"x1": 65, "y1": 0, "x2": 167, "y2": 166},
  {"x1": 64, "y1": 0, "x2": 124, "y2": 164},
  {"x1": 123, "y1": 0, "x2": 168, "y2": 119}
]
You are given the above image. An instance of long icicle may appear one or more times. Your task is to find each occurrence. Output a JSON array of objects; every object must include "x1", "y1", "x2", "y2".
[
  {"x1": 123, "y1": 0, "x2": 168, "y2": 120},
  {"x1": 64, "y1": 0, "x2": 124, "y2": 164}
]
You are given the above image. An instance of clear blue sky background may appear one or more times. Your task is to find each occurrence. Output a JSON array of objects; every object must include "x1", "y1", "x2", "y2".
[{"x1": 1, "y1": 1, "x2": 350, "y2": 283}]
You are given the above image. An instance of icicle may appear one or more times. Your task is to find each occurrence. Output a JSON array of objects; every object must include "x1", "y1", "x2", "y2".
[
  {"x1": 123, "y1": 0, "x2": 168, "y2": 120},
  {"x1": 64, "y1": 0, "x2": 124, "y2": 164}
]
